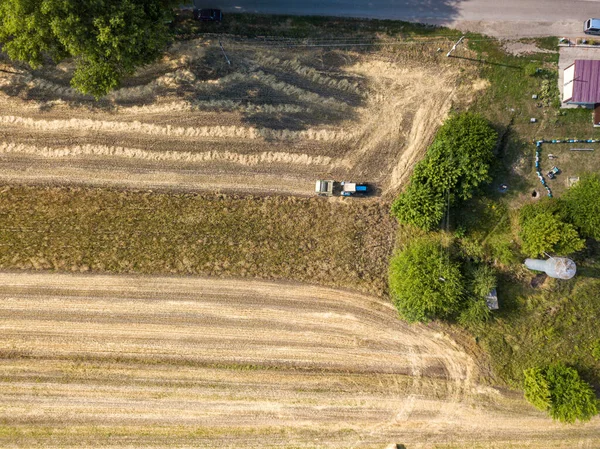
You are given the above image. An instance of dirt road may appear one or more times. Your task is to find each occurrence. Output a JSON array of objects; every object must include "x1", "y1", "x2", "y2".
[
  {"x1": 214, "y1": 0, "x2": 597, "y2": 38},
  {"x1": 1, "y1": 271, "x2": 598, "y2": 448}
]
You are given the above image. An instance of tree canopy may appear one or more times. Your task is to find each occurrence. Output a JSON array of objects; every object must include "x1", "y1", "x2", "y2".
[
  {"x1": 391, "y1": 112, "x2": 498, "y2": 230},
  {"x1": 562, "y1": 173, "x2": 600, "y2": 240},
  {"x1": 389, "y1": 238, "x2": 464, "y2": 323},
  {"x1": 523, "y1": 363, "x2": 598, "y2": 423},
  {"x1": 518, "y1": 200, "x2": 585, "y2": 257},
  {"x1": 0, "y1": 0, "x2": 178, "y2": 97}
]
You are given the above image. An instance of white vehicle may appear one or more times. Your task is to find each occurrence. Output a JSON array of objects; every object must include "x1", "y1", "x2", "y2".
[{"x1": 584, "y1": 18, "x2": 600, "y2": 35}]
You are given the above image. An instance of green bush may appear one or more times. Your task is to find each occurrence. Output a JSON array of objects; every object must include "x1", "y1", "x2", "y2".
[
  {"x1": 485, "y1": 235, "x2": 518, "y2": 265},
  {"x1": 592, "y1": 340, "x2": 600, "y2": 361},
  {"x1": 562, "y1": 174, "x2": 600, "y2": 240},
  {"x1": 470, "y1": 264, "x2": 496, "y2": 298},
  {"x1": 389, "y1": 238, "x2": 464, "y2": 323},
  {"x1": 391, "y1": 181, "x2": 445, "y2": 231},
  {"x1": 523, "y1": 363, "x2": 598, "y2": 423},
  {"x1": 523, "y1": 367, "x2": 551, "y2": 410},
  {"x1": 458, "y1": 298, "x2": 490, "y2": 328},
  {"x1": 458, "y1": 264, "x2": 495, "y2": 328},
  {"x1": 518, "y1": 200, "x2": 585, "y2": 257},
  {"x1": 391, "y1": 112, "x2": 498, "y2": 230}
]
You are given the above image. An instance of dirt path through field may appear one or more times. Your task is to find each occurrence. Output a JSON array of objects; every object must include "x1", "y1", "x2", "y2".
[{"x1": 1, "y1": 271, "x2": 597, "y2": 448}]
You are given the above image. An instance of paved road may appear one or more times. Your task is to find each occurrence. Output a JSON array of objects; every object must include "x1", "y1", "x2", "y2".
[{"x1": 211, "y1": 0, "x2": 600, "y2": 37}]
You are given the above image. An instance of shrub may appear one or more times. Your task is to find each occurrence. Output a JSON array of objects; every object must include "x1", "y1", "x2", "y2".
[
  {"x1": 391, "y1": 181, "x2": 445, "y2": 231},
  {"x1": 458, "y1": 264, "x2": 495, "y2": 328},
  {"x1": 592, "y1": 340, "x2": 600, "y2": 361},
  {"x1": 391, "y1": 112, "x2": 497, "y2": 230},
  {"x1": 518, "y1": 201, "x2": 585, "y2": 257},
  {"x1": 470, "y1": 264, "x2": 497, "y2": 299},
  {"x1": 523, "y1": 363, "x2": 598, "y2": 423},
  {"x1": 523, "y1": 367, "x2": 551, "y2": 411},
  {"x1": 562, "y1": 174, "x2": 600, "y2": 240},
  {"x1": 458, "y1": 298, "x2": 490, "y2": 328},
  {"x1": 389, "y1": 237, "x2": 464, "y2": 323}
]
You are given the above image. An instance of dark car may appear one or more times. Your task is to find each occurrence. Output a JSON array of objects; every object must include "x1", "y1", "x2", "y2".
[{"x1": 193, "y1": 8, "x2": 222, "y2": 22}]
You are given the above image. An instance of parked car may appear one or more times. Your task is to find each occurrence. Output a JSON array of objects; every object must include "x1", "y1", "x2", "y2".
[
  {"x1": 584, "y1": 18, "x2": 600, "y2": 35},
  {"x1": 193, "y1": 8, "x2": 222, "y2": 22}
]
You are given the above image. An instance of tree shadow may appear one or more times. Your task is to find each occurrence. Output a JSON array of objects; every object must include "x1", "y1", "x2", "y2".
[{"x1": 487, "y1": 126, "x2": 533, "y2": 199}]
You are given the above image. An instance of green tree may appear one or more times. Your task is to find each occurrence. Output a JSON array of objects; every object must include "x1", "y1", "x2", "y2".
[
  {"x1": 0, "y1": 0, "x2": 177, "y2": 98},
  {"x1": 389, "y1": 238, "x2": 464, "y2": 323},
  {"x1": 518, "y1": 202, "x2": 585, "y2": 257},
  {"x1": 562, "y1": 174, "x2": 600, "y2": 240},
  {"x1": 432, "y1": 112, "x2": 498, "y2": 200},
  {"x1": 390, "y1": 180, "x2": 445, "y2": 231},
  {"x1": 524, "y1": 363, "x2": 599, "y2": 423},
  {"x1": 523, "y1": 367, "x2": 551, "y2": 411},
  {"x1": 391, "y1": 112, "x2": 497, "y2": 230}
]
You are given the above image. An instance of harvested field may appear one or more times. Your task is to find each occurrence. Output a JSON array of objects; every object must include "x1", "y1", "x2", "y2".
[
  {"x1": 1, "y1": 272, "x2": 598, "y2": 449},
  {"x1": 0, "y1": 37, "x2": 481, "y2": 196},
  {"x1": 0, "y1": 185, "x2": 395, "y2": 296}
]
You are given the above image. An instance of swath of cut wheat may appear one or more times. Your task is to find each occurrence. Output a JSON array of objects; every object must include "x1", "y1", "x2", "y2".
[
  {"x1": 0, "y1": 142, "x2": 338, "y2": 167},
  {"x1": 253, "y1": 55, "x2": 364, "y2": 95},
  {"x1": 0, "y1": 116, "x2": 355, "y2": 142}
]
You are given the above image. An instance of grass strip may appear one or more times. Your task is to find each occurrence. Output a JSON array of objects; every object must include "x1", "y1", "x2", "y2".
[{"x1": 0, "y1": 186, "x2": 394, "y2": 296}]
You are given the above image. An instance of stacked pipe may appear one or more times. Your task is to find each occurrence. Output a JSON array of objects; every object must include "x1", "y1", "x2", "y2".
[{"x1": 534, "y1": 141, "x2": 552, "y2": 198}]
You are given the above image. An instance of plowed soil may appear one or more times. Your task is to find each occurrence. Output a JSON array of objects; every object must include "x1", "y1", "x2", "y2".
[
  {"x1": 0, "y1": 37, "x2": 480, "y2": 196},
  {"x1": 1, "y1": 272, "x2": 598, "y2": 448}
]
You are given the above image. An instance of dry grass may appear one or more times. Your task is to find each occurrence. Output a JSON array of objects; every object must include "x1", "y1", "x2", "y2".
[
  {"x1": 253, "y1": 54, "x2": 364, "y2": 95},
  {"x1": 0, "y1": 185, "x2": 394, "y2": 296},
  {"x1": 116, "y1": 100, "x2": 311, "y2": 115}
]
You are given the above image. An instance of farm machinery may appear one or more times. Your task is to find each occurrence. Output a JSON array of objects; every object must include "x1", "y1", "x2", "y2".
[{"x1": 315, "y1": 180, "x2": 369, "y2": 197}]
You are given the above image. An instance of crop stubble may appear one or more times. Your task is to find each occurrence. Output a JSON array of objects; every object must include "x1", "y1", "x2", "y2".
[
  {"x1": 0, "y1": 37, "x2": 479, "y2": 196},
  {"x1": 2, "y1": 272, "x2": 597, "y2": 449}
]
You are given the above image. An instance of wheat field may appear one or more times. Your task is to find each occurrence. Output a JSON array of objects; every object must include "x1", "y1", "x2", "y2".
[
  {"x1": 2, "y1": 272, "x2": 597, "y2": 448},
  {"x1": 0, "y1": 36, "x2": 480, "y2": 196}
]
